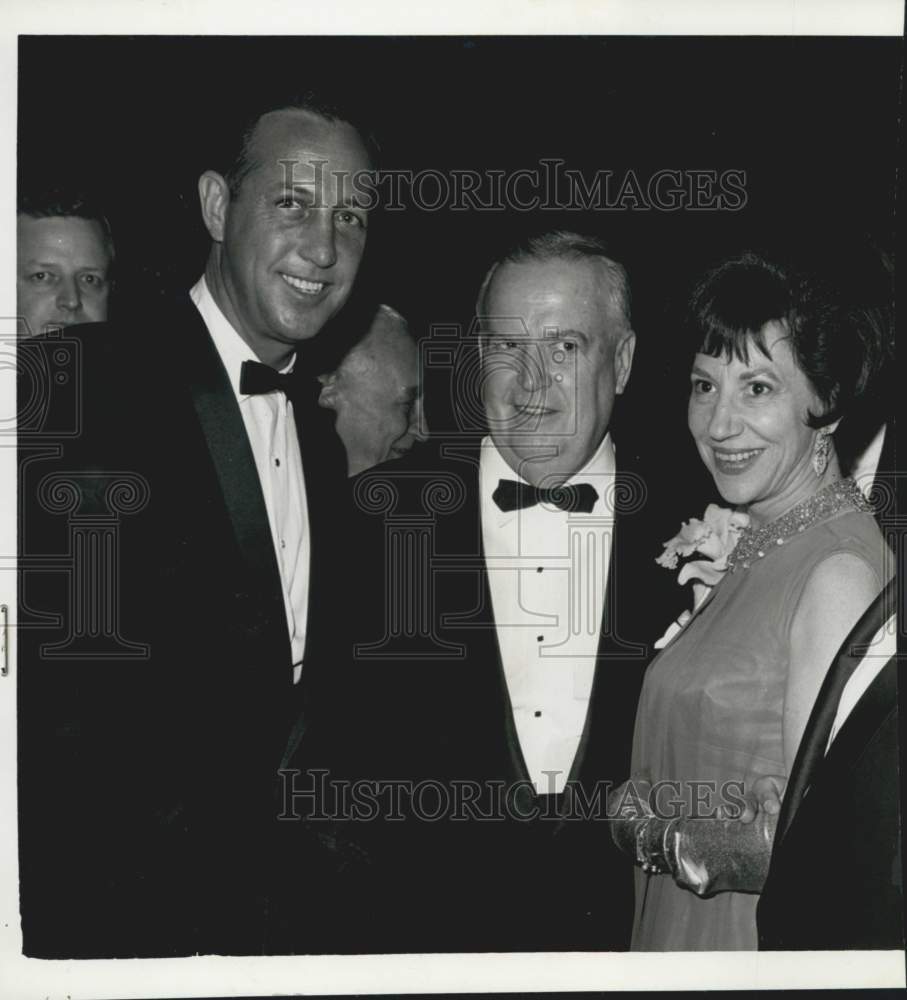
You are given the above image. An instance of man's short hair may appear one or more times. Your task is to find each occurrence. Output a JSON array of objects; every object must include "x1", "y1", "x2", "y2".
[
  {"x1": 216, "y1": 90, "x2": 380, "y2": 198},
  {"x1": 475, "y1": 229, "x2": 632, "y2": 333},
  {"x1": 314, "y1": 300, "x2": 411, "y2": 377},
  {"x1": 18, "y1": 186, "x2": 115, "y2": 265}
]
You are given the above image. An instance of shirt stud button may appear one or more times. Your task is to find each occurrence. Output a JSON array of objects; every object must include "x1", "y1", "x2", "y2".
[{"x1": 534, "y1": 710, "x2": 542, "y2": 718}]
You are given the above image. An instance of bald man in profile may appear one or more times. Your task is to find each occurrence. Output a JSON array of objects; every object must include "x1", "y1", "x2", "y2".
[{"x1": 318, "y1": 304, "x2": 428, "y2": 475}]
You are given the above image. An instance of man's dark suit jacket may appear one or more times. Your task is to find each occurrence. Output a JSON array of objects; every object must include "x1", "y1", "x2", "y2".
[
  {"x1": 299, "y1": 438, "x2": 687, "y2": 953},
  {"x1": 757, "y1": 581, "x2": 902, "y2": 950},
  {"x1": 17, "y1": 299, "x2": 350, "y2": 958}
]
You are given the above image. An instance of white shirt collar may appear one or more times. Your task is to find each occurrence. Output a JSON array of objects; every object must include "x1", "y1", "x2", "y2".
[
  {"x1": 480, "y1": 433, "x2": 617, "y2": 526},
  {"x1": 851, "y1": 423, "x2": 887, "y2": 499},
  {"x1": 189, "y1": 275, "x2": 295, "y2": 403}
]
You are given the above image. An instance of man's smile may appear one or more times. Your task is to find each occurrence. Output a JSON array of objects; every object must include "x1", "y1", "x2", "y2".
[
  {"x1": 280, "y1": 273, "x2": 327, "y2": 296},
  {"x1": 514, "y1": 403, "x2": 558, "y2": 417}
]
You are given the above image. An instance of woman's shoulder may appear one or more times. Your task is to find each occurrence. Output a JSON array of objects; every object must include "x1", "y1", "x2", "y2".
[
  {"x1": 744, "y1": 507, "x2": 891, "y2": 616},
  {"x1": 801, "y1": 509, "x2": 892, "y2": 585},
  {"x1": 810, "y1": 508, "x2": 888, "y2": 555}
]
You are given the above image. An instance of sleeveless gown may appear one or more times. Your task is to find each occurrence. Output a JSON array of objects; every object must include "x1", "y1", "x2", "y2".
[{"x1": 630, "y1": 505, "x2": 892, "y2": 951}]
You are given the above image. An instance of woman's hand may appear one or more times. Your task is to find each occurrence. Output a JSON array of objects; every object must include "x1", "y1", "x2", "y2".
[{"x1": 734, "y1": 774, "x2": 786, "y2": 824}]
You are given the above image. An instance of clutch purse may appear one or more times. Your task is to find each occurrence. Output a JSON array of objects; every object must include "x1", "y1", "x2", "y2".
[
  {"x1": 668, "y1": 811, "x2": 777, "y2": 896},
  {"x1": 610, "y1": 780, "x2": 778, "y2": 896}
]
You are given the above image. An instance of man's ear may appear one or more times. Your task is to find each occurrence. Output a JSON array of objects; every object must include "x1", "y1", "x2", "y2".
[
  {"x1": 198, "y1": 171, "x2": 231, "y2": 243},
  {"x1": 614, "y1": 329, "x2": 637, "y2": 395},
  {"x1": 317, "y1": 372, "x2": 339, "y2": 409}
]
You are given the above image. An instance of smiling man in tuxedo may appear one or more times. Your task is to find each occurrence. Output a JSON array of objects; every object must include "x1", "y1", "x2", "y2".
[
  {"x1": 475, "y1": 233, "x2": 639, "y2": 804},
  {"x1": 18, "y1": 93, "x2": 375, "y2": 957},
  {"x1": 330, "y1": 231, "x2": 685, "y2": 952}
]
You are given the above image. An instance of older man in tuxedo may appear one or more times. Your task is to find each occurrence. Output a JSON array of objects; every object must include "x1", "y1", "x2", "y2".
[
  {"x1": 318, "y1": 231, "x2": 685, "y2": 951},
  {"x1": 18, "y1": 93, "x2": 375, "y2": 957}
]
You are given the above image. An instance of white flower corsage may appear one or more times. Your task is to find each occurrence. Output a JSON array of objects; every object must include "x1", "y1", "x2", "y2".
[{"x1": 653, "y1": 504, "x2": 751, "y2": 648}]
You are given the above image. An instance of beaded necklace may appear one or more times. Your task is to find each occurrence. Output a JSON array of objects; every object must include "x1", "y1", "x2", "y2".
[{"x1": 727, "y1": 478, "x2": 873, "y2": 573}]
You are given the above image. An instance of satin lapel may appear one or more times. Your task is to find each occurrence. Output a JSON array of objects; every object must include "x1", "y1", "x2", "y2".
[
  {"x1": 570, "y1": 467, "x2": 657, "y2": 784},
  {"x1": 475, "y1": 515, "x2": 533, "y2": 787},
  {"x1": 181, "y1": 302, "x2": 289, "y2": 655},
  {"x1": 490, "y1": 531, "x2": 534, "y2": 788},
  {"x1": 447, "y1": 447, "x2": 532, "y2": 787},
  {"x1": 818, "y1": 654, "x2": 897, "y2": 785},
  {"x1": 774, "y1": 657, "x2": 854, "y2": 846},
  {"x1": 776, "y1": 657, "x2": 898, "y2": 855},
  {"x1": 290, "y1": 374, "x2": 345, "y2": 660},
  {"x1": 595, "y1": 471, "x2": 649, "y2": 662},
  {"x1": 776, "y1": 582, "x2": 896, "y2": 844}
]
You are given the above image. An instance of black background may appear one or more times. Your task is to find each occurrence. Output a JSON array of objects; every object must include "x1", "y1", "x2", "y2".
[{"x1": 18, "y1": 35, "x2": 902, "y2": 490}]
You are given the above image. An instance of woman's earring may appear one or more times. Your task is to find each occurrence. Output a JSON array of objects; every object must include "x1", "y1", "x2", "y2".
[{"x1": 812, "y1": 429, "x2": 831, "y2": 477}]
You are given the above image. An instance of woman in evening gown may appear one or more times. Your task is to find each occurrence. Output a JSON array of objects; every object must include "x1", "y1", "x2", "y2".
[{"x1": 616, "y1": 250, "x2": 893, "y2": 951}]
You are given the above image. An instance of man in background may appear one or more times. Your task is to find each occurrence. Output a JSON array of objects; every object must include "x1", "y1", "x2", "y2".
[
  {"x1": 317, "y1": 302, "x2": 428, "y2": 474},
  {"x1": 17, "y1": 188, "x2": 114, "y2": 337}
]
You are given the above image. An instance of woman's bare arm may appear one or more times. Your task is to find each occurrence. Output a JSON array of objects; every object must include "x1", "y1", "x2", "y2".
[{"x1": 785, "y1": 552, "x2": 880, "y2": 770}]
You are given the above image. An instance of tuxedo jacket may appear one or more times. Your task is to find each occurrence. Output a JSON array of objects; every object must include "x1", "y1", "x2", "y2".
[
  {"x1": 17, "y1": 298, "x2": 351, "y2": 957},
  {"x1": 757, "y1": 582, "x2": 903, "y2": 950},
  {"x1": 307, "y1": 438, "x2": 687, "y2": 953}
]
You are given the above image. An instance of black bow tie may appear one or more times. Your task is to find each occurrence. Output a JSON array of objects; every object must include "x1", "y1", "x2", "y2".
[
  {"x1": 492, "y1": 479, "x2": 599, "y2": 514},
  {"x1": 239, "y1": 360, "x2": 299, "y2": 396}
]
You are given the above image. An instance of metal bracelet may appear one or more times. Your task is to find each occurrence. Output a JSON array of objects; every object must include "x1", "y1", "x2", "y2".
[{"x1": 636, "y1": 816, "x2": 673, "y2": 876}]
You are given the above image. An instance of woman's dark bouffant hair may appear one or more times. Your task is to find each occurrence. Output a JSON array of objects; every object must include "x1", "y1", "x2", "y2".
[{"x1": 684, "y1": 251, "x2": 875, "y2": 430}]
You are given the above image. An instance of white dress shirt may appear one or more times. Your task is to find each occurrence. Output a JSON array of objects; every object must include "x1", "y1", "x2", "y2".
[
  {"x1": 190, "y1": 277, "x2": 310, "y2": 685},
  {"x1": 480, "y1": 435, "x2": 617, "y2": 793},
  {"x1": 851, "y1": 423, "x2": 887, "y2": 500}
]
